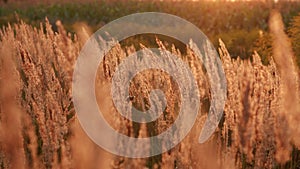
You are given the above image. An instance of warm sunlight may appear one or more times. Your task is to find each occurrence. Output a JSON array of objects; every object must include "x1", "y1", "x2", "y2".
[{"x1": 1, "y1": 0, "x2": 300, "y2": 169}]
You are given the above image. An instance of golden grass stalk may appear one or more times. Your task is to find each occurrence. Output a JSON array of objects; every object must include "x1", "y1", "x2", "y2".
[{"x1": 269, "y1": 10, "x2": 300, "y2": 163}]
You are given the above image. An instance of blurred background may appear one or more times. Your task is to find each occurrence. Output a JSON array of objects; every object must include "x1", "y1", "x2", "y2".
[{"x1": 1, "y1": 0, "x2": 300, "y2": 66}]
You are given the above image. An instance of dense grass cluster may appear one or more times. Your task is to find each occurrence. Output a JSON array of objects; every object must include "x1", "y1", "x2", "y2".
[{"x1": 0, "y1": 7, "x2": 300, "y2": 168}]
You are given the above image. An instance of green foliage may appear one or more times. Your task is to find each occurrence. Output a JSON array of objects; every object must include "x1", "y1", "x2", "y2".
[
  {"x1": 0, "y1": 0, "x2": 300, "y2": 60},
  {"x1": 1, "y1": 0, "x2": 300, "y2": 62},
  {"x1": 253, "y1": 31, "x2": 273, "y2": 65},
  {"x1": 212, "y1": 29, "x2": 260, "y2": 59}
]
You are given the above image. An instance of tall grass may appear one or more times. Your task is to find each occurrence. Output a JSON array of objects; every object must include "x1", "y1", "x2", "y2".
[{"x1": 0, "y1": 11, "x2": 299, "y2": 169}]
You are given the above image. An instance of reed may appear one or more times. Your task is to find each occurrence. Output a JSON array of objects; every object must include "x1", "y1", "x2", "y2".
[{"x1": 0, "y1": 11, "x2": 299, "y2": 168}]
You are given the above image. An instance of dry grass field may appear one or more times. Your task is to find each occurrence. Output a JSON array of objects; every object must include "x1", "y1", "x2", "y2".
[{"x1": 0, "y1": 2, "x2": 300, "y2": 169}]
